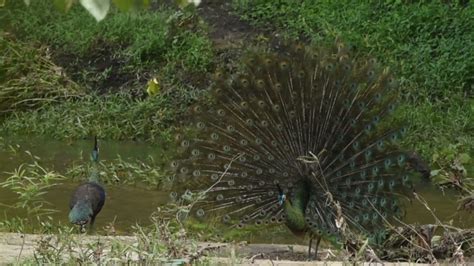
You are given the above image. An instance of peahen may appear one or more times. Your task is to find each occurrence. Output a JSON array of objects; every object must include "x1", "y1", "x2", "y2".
[
  {"x1": 69, "y1": 136, "x2": 106, "y2": 232},
  {"x1": 169, "y1": 42, "x2": 425, "y2": 258}
]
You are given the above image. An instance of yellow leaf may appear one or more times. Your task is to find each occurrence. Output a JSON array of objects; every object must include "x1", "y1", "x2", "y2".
[{"x1": 146, "y1": 78, "x2": 160, "y2": 97}]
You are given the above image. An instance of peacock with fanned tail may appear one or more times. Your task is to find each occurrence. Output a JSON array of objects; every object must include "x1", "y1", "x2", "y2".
[
  {"x1": 69, "y1": 136, "x2": 106, "y2": 232},
  {"x1": 169, "y1": 42, "x2": 426, "y2": 258}
]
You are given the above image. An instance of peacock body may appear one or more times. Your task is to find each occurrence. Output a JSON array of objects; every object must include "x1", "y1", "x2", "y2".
[
  {"x1": 169, "y1": 42, "x2": 422, "y2": 256},
  {"x1": 69, "y1": 136, "x2": 106, "y2": 232}
]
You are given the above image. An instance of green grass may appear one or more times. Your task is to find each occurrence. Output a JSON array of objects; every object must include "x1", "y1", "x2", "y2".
[
  {"x1": 233, "y1": 0, "x2": 474, "y2": 166},
  {"x1": 0, "y1": 91, "x2": 198, "y2": 142},
  {"x1": 2, "y1": 1, "x2": 214, "y2": 91},
  {"x1": 0, "y1": 0, "x2": 213, "y2": 143},
  {"x1": 0, "y1": 35, "x2": 84, "y2": 114},
  {"x1": 67, "y1": 155, "x2": 169, "y2": 188}
]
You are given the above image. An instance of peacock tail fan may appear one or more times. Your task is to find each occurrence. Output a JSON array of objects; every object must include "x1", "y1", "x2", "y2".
[{"x1": 167, "y1": 41, "x2": 423, "y2": 245}]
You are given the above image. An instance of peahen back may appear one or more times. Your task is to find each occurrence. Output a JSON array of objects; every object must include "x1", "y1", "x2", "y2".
[{"x1": 169, "y1": 42, "x2": 420, "y2": 243}]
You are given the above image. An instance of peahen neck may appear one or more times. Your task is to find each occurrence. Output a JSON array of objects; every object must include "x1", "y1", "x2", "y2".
[
  {"x1": 89, "y1": 138, "x2": 100, "y2": 183},
  {"x1": 89, "y1": 159, "x2": 100, "y2": 183},
  {"x1": 282, "y1": 180, "x2": 311, "y2": 235}
]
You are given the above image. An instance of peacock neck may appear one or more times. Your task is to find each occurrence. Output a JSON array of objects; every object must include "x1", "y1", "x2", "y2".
[{"x1": 282, "y1": 180, "x2": 311, "y2": 235}]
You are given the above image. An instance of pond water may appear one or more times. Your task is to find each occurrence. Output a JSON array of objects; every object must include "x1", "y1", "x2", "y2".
[{"x1": 0, "y1": 137, "x2": 472, "y2": 239}]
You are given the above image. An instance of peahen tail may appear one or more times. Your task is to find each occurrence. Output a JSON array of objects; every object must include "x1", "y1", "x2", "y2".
[{"x1": 169, "y1": 42, "x2": 422, "y2": 244}]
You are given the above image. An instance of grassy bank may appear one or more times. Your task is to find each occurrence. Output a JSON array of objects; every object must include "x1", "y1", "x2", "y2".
[
  {"x1": 0, "y1": 0, "x2": 213, "y2": 142},
  {"x1": 2, "y1": 1, "x2": 213, "y2": 92}
]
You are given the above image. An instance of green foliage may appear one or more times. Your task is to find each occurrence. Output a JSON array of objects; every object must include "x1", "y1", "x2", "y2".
[
  {"x1": 67, "y1": 155, "x2": 168, "y2": 187},
  {"x1": 399, "y1": 97, "x2": 473, "y2": 159},
  {"x1": 3, "y1": 0, "x2": 214, "y2": 91},
  {"x1": 0, "y1": 154, "x2": 65, "y2": 216},
  {"x1": 185, "y1": 220, "x2": 292, "y2": 243},
  {"x1": 18, "y1": 0, "x2": 198, "y2": 21},
  {"x1": 234, "y1": 0, "x2": 473, "y2": 162},
  {"x1": 0, "y1": 34, "x2": 84, "y2": 114},
  {"x1": 0, "y1": 216, "x2": 26, "y2": 232},
  {"x1": 0, "y1": 92, "x2": 192, "y2": 142},
  {"x1": 236, "y1": 1, "x2": 474, "y2": 97},
  {"x1": 12, "y1": 206, "x2": 199, "y2": 264},
  {"x1": 1, "y1": 1, "x2": 213, "y2": 141},
  {"x1": 5, "y1": 1, "x2": 169, "y2": 58},
  {"x1": 165, "y1": 29, "x2": 214, "y2": 74}
]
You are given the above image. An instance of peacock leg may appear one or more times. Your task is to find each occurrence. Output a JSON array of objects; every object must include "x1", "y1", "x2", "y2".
[
  {"x1": 89, "y1": 215, "x2": 96, "y2": 231},
  {"x1": 314, "y1": 236, "x2": 322, "y2": 259},
  {"x1": 308, "y1": 237, "x2": 313, "y2": 259}
]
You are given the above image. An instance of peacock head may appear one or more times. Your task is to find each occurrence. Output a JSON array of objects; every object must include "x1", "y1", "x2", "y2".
[
  {"x1": 276, "y1": 184, "x2": 287, "y2": 206},
  {"x1": 91, "y1": 136, "x2": 99, "y2": 162}
]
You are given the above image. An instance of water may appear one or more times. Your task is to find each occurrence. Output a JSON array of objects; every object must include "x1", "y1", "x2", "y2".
[{"x1": 0, "y1": 137, "x2": 472, "y2": 238}]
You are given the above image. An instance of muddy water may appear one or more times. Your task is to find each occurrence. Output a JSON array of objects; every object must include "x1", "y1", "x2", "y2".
[{"x1": 0, "y1": 137, "x2": 472, "y2": 237}]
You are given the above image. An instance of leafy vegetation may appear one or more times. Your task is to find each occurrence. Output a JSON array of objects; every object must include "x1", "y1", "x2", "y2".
[
  {"x1": 0, "y1": 35, "x2": 83, "y2": 114},
  {"x1": 24, "y1": 208, "x2": 197, "y2": 264},
  {"x1": 0, "y1": 156, "x2": 65, "y2": 217},
  {"x1": 67, "y1": 155, "x2": 168, "y2": 188},
  {"x1": 0, "y1": 0, "x2": 212, "y2": 141},
  {"x1": 0, "y1": 154, "x2": 65, "y2": 234},
  {"x1": 2, "y1": 1, "x2": 213, "y2": 91},
  {"x1": 1, "y1": 92, "x2": 187, "y2": 142}
]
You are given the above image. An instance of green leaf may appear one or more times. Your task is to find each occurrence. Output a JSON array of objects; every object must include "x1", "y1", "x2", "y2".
[
  {"x1": 0, "y1": 0, "x2": 5, "y2": 7},
  {"x1": 459, "y1": 153, "x2": 471, "y2": 164},
  {"x1": 79, "y1": 0, "x2": 111, "y2": 22},
  {"x1": 53, "y1": 0, "x2": 74, "y2": 13},
  {"x1": 112, "y1": 0, "x2": 132, "y2": 11},
  {"x1": 112, "y1": 0, "x2": 150, "y2": 12},
  {"x1": 430, "y1": 169, "x2": 441, "y2": 177}
]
